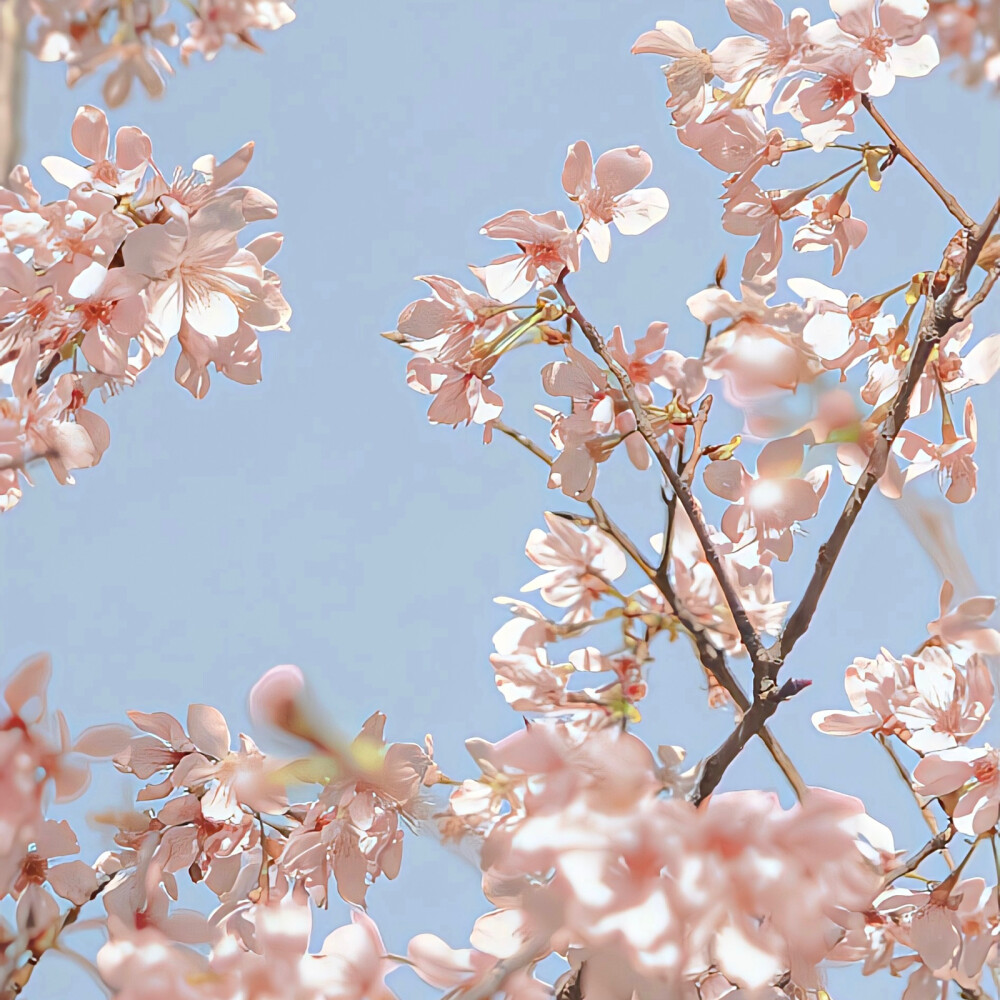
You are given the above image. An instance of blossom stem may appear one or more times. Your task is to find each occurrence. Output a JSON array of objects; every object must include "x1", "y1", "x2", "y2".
[
  {"x1": 492, "y1": 419, "x2": 806, "y2": 802},
  {"x1": 883, "y1": 825, "x2": 955, "y2": 886},
  {"x1": 774, "y1": 193, "x2": 1000, "y2": 666},
  {"x1": 860, "y1": 95, "x2": 974, "y2": 229},
  {"x1": 554, "y1": 277, "x2": 768, "y2": 676},
  {"x1": 877, "y1": 734, "x2": 955, "y2": 868}
]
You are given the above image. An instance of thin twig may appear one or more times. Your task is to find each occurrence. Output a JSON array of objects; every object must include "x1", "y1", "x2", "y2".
[
  {"x1": 956, "y1": 265, "x2": 1000, "y2": 320},
  {"x1": 861, "y1": 95, "x2": 974, "y2": 229},
  {"x1": 775, "y1": 195, "x2": 1000, "y2": 666},
  {"x1": 554, "y1": 277, "x2": 768, "y2": 676},
  {"x1": 878, "y1": 735, "x2": 955, "y2": 869},
  {"x1": 883, "y1": 826, "x2": 955, "y2": 887},
  {"x1": 493, "y1": 419, "x2": 807, "y2": 802}
]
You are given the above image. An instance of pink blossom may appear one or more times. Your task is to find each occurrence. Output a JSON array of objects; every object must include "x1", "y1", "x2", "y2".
[
  {"x1": 690, "y1": 284, "x2": 822, "y2": 400},
  {"x1": 42, "y1": 105, "x2": 152, "y2": 197},
  {"x1": 814, "y1": 645, "x2": 992, "y2": 751},
  {"x1": 774, "y1": 56, "x2": 868, "y2": 147},
  {"x1": 895, "y1": 396, "x2": 979, "y2": 503},
  {"x1": 561, "y1": 141, "x2": 669, "y2": 262},
  {"x1": 928, "y1": 580, "x2": 1000, "y2": 654},
  {"x1": 180, "y1": 1, "x2": 297, "y2": 64},
  {"x1": 808, "y1": 0, "x2": 941, "y2": 97},
  {"x1": 712, "y1": 0, "x2": 814, "y2": 103},
  {"x1": 703, "y1": 433, "x2": 830, "y2": 561},
  {"x1": 122, "y1": 191, "x2": 290, "y2": 398},
  {"x1": 632, "y1": 21, "x2": 716, "y2": 125},
  {"x1": 913, "y1": 744, "x2": 1000, "y2": 834},
  {"x1": 521, "y1": 512, "x2": 627, "y2": 623},
  {"x1": 114, "y1": 703, "x2": 286, "y2": 821},
  {"x1": 278, "y1": 713, "x2": 431, "y2": 906},
  {"x1": 473, "y1": 209, "x2": 581, "y2": 303},
  {"x1": 656, "y1": 511, "x2": 789, "y2": 656},
  {"x1": 792, "y1": 191, "x2": 869, "y2": 275}
]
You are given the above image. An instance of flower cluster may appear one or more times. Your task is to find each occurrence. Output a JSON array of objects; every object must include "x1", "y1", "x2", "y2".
[
  {"x1": 0, "y1": 104, "x2": 289, "y2": 512},
  {"x1": 26, "y1": 0, "x2": 296, "y2": 107}
]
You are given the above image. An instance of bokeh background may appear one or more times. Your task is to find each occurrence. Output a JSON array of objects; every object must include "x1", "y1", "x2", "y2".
[{"x1": 4, "y1": 2, "x2": 999, "y2": 996}]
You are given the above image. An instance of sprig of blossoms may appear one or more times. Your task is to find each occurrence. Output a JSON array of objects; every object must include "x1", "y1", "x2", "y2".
[
  {"x1": 0, "y1": 104, "x2": 290, "y2": 512},
  {"x1": 25, "y1": 0, "x2": 296, "y2": 107}
]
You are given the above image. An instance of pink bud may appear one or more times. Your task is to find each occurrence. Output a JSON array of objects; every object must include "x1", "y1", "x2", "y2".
[{"x1": 249, "y1": 664, "x2": 305, "y2": 730}]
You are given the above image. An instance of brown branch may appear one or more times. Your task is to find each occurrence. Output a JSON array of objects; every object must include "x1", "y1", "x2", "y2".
[
  {"x1": 554, "y1": 277, "x2": 768, "y2": 677},
  {"x1": 493, "y1": 419, "x2": 807, "y2": 802},
  {"x1": 861, "y1": 95, "x2": 974, "y2": 229},
  {"x1": 956, "y1": 265, "x2": 1000, "y2": 320},
  {"x1": 878, "y1": 734, "x2": 954, "y2": 870},
  {"x1": 883, "y1": 826, "x2": 955, "y2": 887},
  {"x1": 774, "y1": 195, "x2": 1000, "y2": 666}
]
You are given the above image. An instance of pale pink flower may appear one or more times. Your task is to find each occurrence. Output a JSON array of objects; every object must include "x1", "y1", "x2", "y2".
[
  {"x1": 808, "y1": 0, "x2": 941, "y2": 97},
  {"x1": 0, "y1": 653, "x2": 118, "y2": 896},
  {"x1": 279, "y1": 713, "x2": 431, "y2": 906},
  {"x1": 473, "y1": 209, "x2": 581, "y2": 303},
  {"x1": 656, "y1": 511, "x2": 789, "y2": 656},
  {"x1": 12, "y1": 818, "x2": 99, "y2": 906},
  {"x1": 813, "y1": 649, "x2": 918, "y2": 740},
  {"x1": 913, "y1": 744, "x2": 1000, "y2": 834},
  {"x1": 893, "y1": 647, "x2": 994, "y2": 751},
  {"x1": 632, "y1": 21, "x2": 716, "y2": 125},
  {"x1": 877, "y1": 876, "x2": 998, "y2": 981},
  {"x1": 928, "y1": 580, "x2": 1000, "y2": 654},
  {"x1": 678, "y1": 105, "x2": 785, "y2": 176},
  {"x1": 42, "y1": 105, "x2": 152, "y2": 197},
  {"x1": 712, "y1": 0, "x2": 814, "y2": 103},
  {"x1": 721, "y1": 178, "x2": 808, "y2": 283},
  {"x1": 792, "y1": 191, "x2": 869, "y2": 274},
  {"x1": 561, "y1": 141, "x2": 669, "y2": 262},
  {"x1": 609, "y1": 321, "x2": 707, "y2": 408},
  {"x1": 690, "y1": 284, "x2": 822, "y2": 400},
  {"x1": 180, "y1": 1, "x2": 297, "y2": 64},
  {"x1": 814, "y1": 645, "x2": 990, "y2": 751},
  {"x1": 115, "y1": 703, "x2": 286, "y2": 820},
  {"x1": 774, "y1": 56, "x2": 867, "y2": 147},
  {"x1": 534, "y1": 403, "x2": 614, "y2": 501},
  {"x1": 895, "y1": 396, "x2": 979, "y2": 503},
  {"x1": 96, "y1": 924, "x2": 214, "y2": 1000},
  {"x1": 703, "y1": 433, "x2": 830, "y2": 561},
  {"x1": 122, "y1": 191, "x2": 290, "y2": 397},
  {"x1": 521, "y1": 512, "x2": 627, "y2": 623}
]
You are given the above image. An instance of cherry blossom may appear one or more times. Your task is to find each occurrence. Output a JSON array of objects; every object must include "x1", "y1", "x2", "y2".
[
  {"x1": 561, "y1": 141, "x2": 669, "y2": 262},
  {"x1": 521, "y1": 512, "x2": 627, "y2": 623},
  {"x1": 473, "y1": 209, "x2": 581, "y2": 303},
  {"x1": 631, "y1": 21, "x2": 716, "y2": 126},
  {"x1": 895, "y1": 396, "x2": 979, "y2": 503},
  {"x1": 807, "y1": 0, "x2": 941, "y2": 98},
  {"x1": 703, "y1": 433, "x2": 830, "y2": 561},
  {"x1": 814, "y1": 645, "x2": 993, "y2": 751},
  {"x1": 913, "y1": 744, "x2": 1000, "y2": 834},
  {"x1": 28, "y1": 0, "x2": 296, "y2": 107}
]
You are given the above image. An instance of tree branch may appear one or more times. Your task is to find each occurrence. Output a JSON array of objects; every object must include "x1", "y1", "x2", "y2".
[
  {"x1": 861, "y1": 95, "x2": 974, "y2": 229},
  {"x1": 493, "y1": 419, "x2": 806, "y2": 802},
  {"x1": 554, "y1": 277, "x2": 768, "y2": 675},
  {"x1": 775, "y1": 194, "x2": 1000, "y2": 665}
]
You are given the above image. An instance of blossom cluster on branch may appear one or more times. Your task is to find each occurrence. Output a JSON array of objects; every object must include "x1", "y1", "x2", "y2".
[
  {"x1": 0, "y1": 104, "x2": 289, "y2": 511},
  {"x1": 22, "y1": 0, "x2": 296, "y2": 107},
  {"x1": 2, "y1": 1, "x2": 1000, "y2": 1000}
]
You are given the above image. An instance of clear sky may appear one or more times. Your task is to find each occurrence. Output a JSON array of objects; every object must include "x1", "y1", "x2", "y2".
[{"x1": 5, "y1": 3, "x2": 1000, "y2": 997}]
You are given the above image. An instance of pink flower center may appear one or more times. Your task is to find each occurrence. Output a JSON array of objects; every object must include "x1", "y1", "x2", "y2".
[{"x1": 973, "y1": 752, "x2": 998, "y2": 784}]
